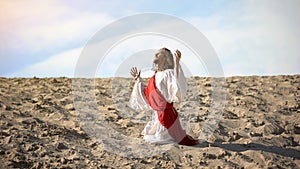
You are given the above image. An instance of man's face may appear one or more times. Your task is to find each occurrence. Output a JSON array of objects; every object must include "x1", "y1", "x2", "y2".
[{"x1": 153, "y1": 50, "x2": 164, "y2": 64}]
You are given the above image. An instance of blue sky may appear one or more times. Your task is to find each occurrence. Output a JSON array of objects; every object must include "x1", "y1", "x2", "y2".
[{"x1": 0, "y1": 0, "x2": 299, "y2": 77}]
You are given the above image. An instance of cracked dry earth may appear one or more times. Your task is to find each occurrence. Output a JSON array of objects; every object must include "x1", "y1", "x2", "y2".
[{"x1": 0, "y1": 75, "x2": 299, "y2": 168}]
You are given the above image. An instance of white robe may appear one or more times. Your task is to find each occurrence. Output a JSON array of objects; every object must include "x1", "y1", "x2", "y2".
[{"x1": 129, "y1": 65, "x2": 187, "y2": 144}]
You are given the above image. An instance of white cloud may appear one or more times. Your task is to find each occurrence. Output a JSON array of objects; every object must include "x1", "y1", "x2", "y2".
[
  {"x1": 0, "y1": 0, "x2": 113, "y2": 52},
  {"x1": 188, "y1": 0, "x2": 300, "y2": 76},
  {"x1": 2, "y1": 0, "x2": 299, "y2": 77},
  {"x1": 0, "y1": 0, "x2": 114, "y2": 75},
  {"x1": 8, "y1": 47, "x2": 82, "y2": 77},
  {"x1": 19, "y1": 12, "x2": 113, "y2": 52},
  {"x1": 19, "y1": 33, "x2": 208, "y2": 78}
]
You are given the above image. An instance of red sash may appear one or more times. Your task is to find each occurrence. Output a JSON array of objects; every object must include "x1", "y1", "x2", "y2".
[{"x1": 144, "y1": 75, "x2": 198, "y2": 146}]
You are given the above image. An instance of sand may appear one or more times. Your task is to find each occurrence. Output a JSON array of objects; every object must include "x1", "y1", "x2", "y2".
[{"x1": 0, "y1": 75, "x2": 299, "y2": 168}]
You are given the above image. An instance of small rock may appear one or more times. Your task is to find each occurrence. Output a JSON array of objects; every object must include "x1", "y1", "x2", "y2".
[
  {"x1": 57, "y1": 142, "x2": 68, "y2": 150},
  {"x1": 39, "y1": 150, "x2": 48, "y2": 157},
  {"x1": 61, "y1": 157, "x2": 67, "y2": 164},
  {"x1": 5, "y1": 106, "x2": 13, "y2": 111},
  {"x1": 89, "y1": 142, "x2": 97, "y2": 148},
  {"x1": 199, "y1": 160, "x2": 207, "y2": 166},
  {"x1": 65, "y1": 104, "x2": 75, "y2": 111},
  {"x1": 294, "y1": 124, "x2": 300, "y2": 134},
  {"x1": 31, "y1": 98, "x2": 39, "y2": 103},
  {"x1": 4, "y1": 136, "x2": 12, "y2": 144},
  {"x1": 0, "y1": 131, "x2": 9, "y2": 137},
  {"x1": 107, "y1": 107, "x2": 115, "y2": 111},
  {"x1": 263, "y1": 123, "x2": 284, "y2": 135},
  {"x1": 25, "y1": 144, "x2": 35, "y2": 151},
  {"x1": 227, "y1": 131, "x2": 241, "y2": 141},
  {"x1": 249, "y1": 132, "x2": 263, "y2": 137},
  {"x1": 203, "y1": 153, "x2": 217, "y2": 159}
]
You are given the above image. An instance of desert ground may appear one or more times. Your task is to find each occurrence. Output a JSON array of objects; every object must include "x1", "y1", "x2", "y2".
[{"x1": 0, "y1": 75, "x2": 299, "y2": 168}]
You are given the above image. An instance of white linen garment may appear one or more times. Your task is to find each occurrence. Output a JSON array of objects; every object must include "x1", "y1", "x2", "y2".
[{"x1": 129, "y1": 66, "x2": 187, "y2": 144}]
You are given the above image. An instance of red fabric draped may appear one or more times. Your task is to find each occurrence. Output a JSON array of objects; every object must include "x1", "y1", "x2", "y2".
[{"x1": 144, "y1": 75, "x2": 198, "y2": 146}]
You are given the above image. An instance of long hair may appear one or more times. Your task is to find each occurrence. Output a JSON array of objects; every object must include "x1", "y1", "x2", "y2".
[{"x1": 153, "y1": 48, "x2": 174, "y2": 71}]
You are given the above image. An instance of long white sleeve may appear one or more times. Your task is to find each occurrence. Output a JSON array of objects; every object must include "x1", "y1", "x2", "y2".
[
  {"x1": 129, "y1": 77, "x2": 152, "y2": 111},
  {"x1": 155, "y1": 65, "x2": 187, "y2": 103},
  {"x1": 175, "y1": 64, "x2": 188, "y2": 97}
]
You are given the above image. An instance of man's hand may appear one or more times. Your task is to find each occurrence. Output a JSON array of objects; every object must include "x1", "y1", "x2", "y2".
[
  {"x1": 130, "y1": 67, "x2": 141, "y2": 80},
  {"x1": 174, "y1": 49, "x2": 181, "y2": 65},
  {"x1": 174, "y1": 49, "x2": 181, "y2": 76}
]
